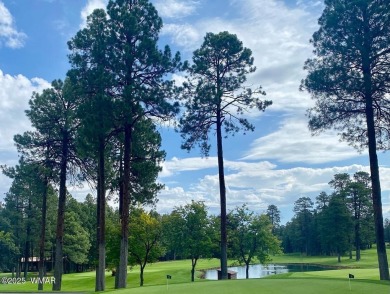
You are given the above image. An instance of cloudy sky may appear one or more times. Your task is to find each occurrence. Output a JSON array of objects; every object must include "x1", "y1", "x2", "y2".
[{"x1": 0, "y1": 0, "x2": 389, "y2": 224}]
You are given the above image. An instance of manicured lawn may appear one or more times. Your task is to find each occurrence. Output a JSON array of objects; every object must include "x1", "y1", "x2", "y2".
[
  {"x1": 270, "y1": 246, "x2": 388, "y2": 270},
  {"x1": 105, "y1": 279, "x2": 389, "y2": 294},
  {"x1": 1, "y1": 247, "x2": 389, "y2": 293}
]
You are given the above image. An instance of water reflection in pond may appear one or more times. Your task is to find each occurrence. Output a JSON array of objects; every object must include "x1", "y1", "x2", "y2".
[{"x1": 204, "y1": 264, "x2": 332, "y2": 280}]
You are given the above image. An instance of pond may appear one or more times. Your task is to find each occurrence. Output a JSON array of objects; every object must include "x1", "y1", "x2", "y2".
[{"x1": 203, "y1": 264, "x2": 334, "y2": 280}]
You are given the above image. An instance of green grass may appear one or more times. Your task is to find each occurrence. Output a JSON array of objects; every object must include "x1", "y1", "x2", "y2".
[
  {"x1": 270, "y1": 246, "x2": 387, "y2": 269},
  {"x1": 1, "y1": 247, "x2": 389, "y2": 293},
  {"x1": 105, "y1": 279, "x2": 389, "y2": 294}
]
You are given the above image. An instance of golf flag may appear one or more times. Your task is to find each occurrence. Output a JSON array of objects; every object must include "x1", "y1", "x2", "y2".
[
  {"x1": 348, "y1": 273, "x2": 354, "y2": 291},
  {"x1": 166, "y1": 275, "x2": 172, "y2": 291}
]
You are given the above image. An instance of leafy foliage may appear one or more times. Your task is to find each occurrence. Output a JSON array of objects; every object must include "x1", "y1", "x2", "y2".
[
  {"x1": 164, "y1": 201, "x2": 215, "y2": 282},
  {"x1": 128, "y1": 208, "x2": 164, "y2": 286},
  {"x1": 228, "y1": 205, "x2": 281, "y2": 279}
]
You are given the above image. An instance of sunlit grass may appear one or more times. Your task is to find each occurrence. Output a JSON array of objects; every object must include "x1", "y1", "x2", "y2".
[
  {"x1": 105, "y1": 279, "x2": 389, "y2": 294},
  {"x1": 1, "y1": 247, "x2": 389, "y2": 293}
]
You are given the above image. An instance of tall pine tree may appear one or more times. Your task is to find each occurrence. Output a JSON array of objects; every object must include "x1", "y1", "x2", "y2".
[{"x1": 301, "y1": 0, "x2": 390, "y2": 279}]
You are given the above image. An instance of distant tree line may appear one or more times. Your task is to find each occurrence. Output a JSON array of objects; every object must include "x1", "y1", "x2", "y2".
[
  {"x1": 0, "y1": 196, "x2": 281, "y2": 284},
  {"x1": 278, "y1": 172, "x2": 376, "y2": 261}
]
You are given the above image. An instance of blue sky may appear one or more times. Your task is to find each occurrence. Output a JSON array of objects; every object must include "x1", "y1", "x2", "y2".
[{"x1": 0, "y1": 0, "x2": 389, "y2": 224}]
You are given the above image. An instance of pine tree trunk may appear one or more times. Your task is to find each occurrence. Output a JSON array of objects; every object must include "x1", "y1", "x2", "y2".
[
  {"x1": 117, "y1": 124, "x2": 132, "y2": 288},
  {"x1": 365, "y1": 103, "x2": 389, "y2": 279},
  {"x1": 95, "y1": 137, "x2": 106, "y2": 291},
  {"x1": 115, "y1": 147, "x2": 124, "y2": 289},
  {"x1": 16, "y1": 260, "x2": 20, "y2": 278},
  {"x1": 53, "y1": 132, "x2": 69, "y2": 291},
  {"x1": 38, "y1": 176, "x2": 48, "y2": 291},
  {"x1": 216, "y1": 106, "x2": 228, "y2": 280},
  {"x1": 24, "y1": 195, "x2": 31, "y2": 279},
  {"x1": 362, "y1": 10, "x2": 389, "y2": 279},
  {"x1": 23, "y1": 240, "x2": 29, "y2": 279},
  {"x1": 355, "y1": 222, "x2": 361, "y2": 261},
  {"x1": 114, "y1": 262, "x2": 119, "y2": 289}
]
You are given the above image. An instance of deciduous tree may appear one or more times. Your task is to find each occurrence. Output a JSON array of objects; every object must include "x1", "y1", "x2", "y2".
[
  {"x1": 179, "y1": 201, "x2": 214, "y2": 282},
  {"x1": 228, "y1": 205, "x2": 281, "y2": 279},
  {"x1": 128, "y1": 208, "x2": 164, "y2": 286}
]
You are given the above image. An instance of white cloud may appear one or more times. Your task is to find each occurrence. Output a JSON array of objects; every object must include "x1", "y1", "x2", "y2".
[
  {"x1": 161, "y1": 156, "x2": 278, "y2": 177},
  {"x1": 157, "y1": 186, "x2": 208, "y2": 213},
  {"x1": 80, "y1": 0, "x2": 108, "y2": 28},
  {"x1": 80, "y1": 0, "x2": 200, "y2": 28},
  {"x1": 243, "y1": 117, "x2": 364, "y2": 164},
  {"x1": 0, "y1": 70, "x2": 50, "y2": 151},
  {"x1": 155, "y1": 0, "x2": 200, "y2": 19},
  {"x1": 0, "y1": 70, "x2": 50, "y2": 200},
  {"x1": 296, "y1": 0, "x2": 324, "y2": 11},
  {"x1": 161, "y1": 156, "x2": 217, "y2": 177},
  {"x1": 161, "y1": 23, "x2": 201, "y2": 50},
  {"x1": 0, "y1": 1, "x2": 26, "y2": 48},
  {"x1": 157, "y1": 160, "x2": 390, "y2": 222}
]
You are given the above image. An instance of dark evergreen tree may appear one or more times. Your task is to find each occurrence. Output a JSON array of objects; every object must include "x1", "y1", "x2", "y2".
[
  {"x1": 15, "y1": 79, "x2": 81, "y2": 291},
  {"x1": 318, "y1": 194, "x2": 352, "y2": 262},
  {"x1": 301, "y1": 0, "x2": 390, "y2": 279},
  {"x1": 266, "y1": 204, "x2": 281, "y2": 234},
  {"x1": 316, "y1": 192, "x2": 330, "y2": 211},
  {"x1": 384, "y1": 219, "x2": 390, "y2": 243},
  {"x1": 347, "y1": 172, "x2": 372, "y2": 261},
  {"x1": 68, "y1": 9, "x2": 114, "y2": 291},
  {"x1": 293, "y1": 197, "x2": 314, "y2": 255}
]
